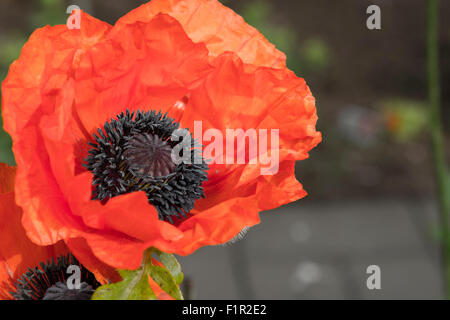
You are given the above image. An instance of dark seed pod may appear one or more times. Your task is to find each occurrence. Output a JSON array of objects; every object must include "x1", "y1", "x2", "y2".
[
  {"x1": 84, "y1": 109, "x2": 209, "y2": 223},
  {"x1": 12, "y1": 254, "x2": 100, "y2": 300}
]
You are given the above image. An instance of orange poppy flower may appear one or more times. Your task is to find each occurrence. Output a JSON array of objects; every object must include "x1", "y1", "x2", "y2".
[
  {"x1": 0, "y1": 163, "x2": 116, "y2": 300},
  {"x1": 1, "y1": 0, "x2": 321, "y2": 270}
]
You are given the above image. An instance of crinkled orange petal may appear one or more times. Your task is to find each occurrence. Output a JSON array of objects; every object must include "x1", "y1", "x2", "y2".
[
  {"x1": 72, "y1": 13, "x2": 211, "y2": 135},
  {"x1": 0, "y1": 164, "x2": 116, "y2": 298},
  {"x1": 0, "y1": 163, "x2": 15, "y2": 194},
  {"x1": 181, "y1": 53, "x2": 320, "y2": 213},
  {"x1": 117, "y1": 0, "x2": 286, "y2": 68},
  {"x1": 2, "y1": 11, "x2": 110, "y2": 139},
  {"x1": 65, "y1": 238, "x2": 120, "y2": 284},
  {"x1": 13, "y1": 124, "x2": 87, "y2": 247},
  {"x1": 1, "y1": 11, "x2": 111, "y2": 247},
  {"x1": 0, "y1": 164, "x2": 68, "y2": 299},
  {"x1": 67, "y1": 173, "x2": 182, "y2": 243},
  {"x1": 174, "y1": 196, "x2": 261, "y2": 255}
]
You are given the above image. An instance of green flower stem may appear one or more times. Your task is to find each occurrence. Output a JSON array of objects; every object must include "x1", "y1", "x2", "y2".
[{"x1": 427, "y1": 0, "x2": 450, "y2": 299}]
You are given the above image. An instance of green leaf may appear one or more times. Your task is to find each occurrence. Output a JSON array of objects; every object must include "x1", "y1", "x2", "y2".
[
  {"x1": 91, "y1": 247, "x2": 185, "y2": 300},
  {"x1": 92, "y1": 249, "x2": 157, "y2": 300},
  {"x1": 149, "y1": 264, "x2": 184, "y2": 300},
  {"x1": 154, "y1": 249, "x2": 184, "y2": 285}
]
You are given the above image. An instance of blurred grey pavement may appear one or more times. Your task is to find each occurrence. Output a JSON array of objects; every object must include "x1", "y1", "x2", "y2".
[{"x1": 178, "y1": 199, "x2": 444, "y2": 300}]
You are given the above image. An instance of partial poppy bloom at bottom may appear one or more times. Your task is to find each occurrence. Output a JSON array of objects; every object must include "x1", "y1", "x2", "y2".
[
  {"x1": 0, "y1": 163, "x2": 107, "y2": 300},
  {"x1": 0, "y1": 163, "x2": 173, "y2": 300}
]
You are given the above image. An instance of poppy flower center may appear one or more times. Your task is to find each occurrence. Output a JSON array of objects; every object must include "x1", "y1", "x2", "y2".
[
  {"x1": 85, "y1": 110, "x2": 208, "y2": 223},
  {"x1": 123, "y1": 133, "x2": 176, "y2": 178},
  {"x1": 12, "y1": 254, "x2": 100, "y2": 300}
]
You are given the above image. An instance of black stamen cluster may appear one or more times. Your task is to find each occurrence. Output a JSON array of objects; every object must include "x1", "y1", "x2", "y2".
[
  {"x1": 85, "y1": 109, "x2": 208, "y2": 223},
  {"x1": 12, "y1": 254, "x2": 100, "y2": 300}
]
